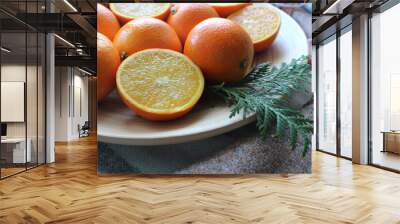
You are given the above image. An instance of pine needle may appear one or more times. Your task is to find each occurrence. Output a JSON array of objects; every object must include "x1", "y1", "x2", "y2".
[{"x1": 208, "y1": 56, "x2": 312, "y2": 156}]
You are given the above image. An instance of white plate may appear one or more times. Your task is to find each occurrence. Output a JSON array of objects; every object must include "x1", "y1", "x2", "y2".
[{"x1": 98, "y1": 5, "x2": 308, "y2": 145}]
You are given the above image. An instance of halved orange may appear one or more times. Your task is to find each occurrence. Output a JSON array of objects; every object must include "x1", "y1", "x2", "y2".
[
  {"x1": 228, "y1": 4, "x2": 281, "y2": 52},
  {"x1": 208, "y1": 3, "x2": 250, "y2": 17},
  {"x1": 116, "y1": 49, "x2": 204, "y2": 121},
  {"x1": 110, "y1": 3, "x2": 171, "y2": 24}
]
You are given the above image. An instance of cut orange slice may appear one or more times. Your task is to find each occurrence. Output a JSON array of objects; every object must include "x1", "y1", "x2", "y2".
[
  {"x1": 116, "y1": 49, "x2": 204, "y2": 121},
  {"x1": 208, "y1": 3, "x2": 250, "y2": 17},
  {"x1": 228, "y1": 4, "x2": 281, "y2": 52},
  {"x1": 110, "y1": 3, "x2": 171, "y2": 24}
]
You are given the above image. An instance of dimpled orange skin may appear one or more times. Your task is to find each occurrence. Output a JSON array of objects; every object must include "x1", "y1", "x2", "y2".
[
  {"x1": 113, "y1": 18, "x2": 182, "y2": 57},
  {"x1": 184, "y1": 18, "x2": 254, "y2": 83},
  {"x1": 167, "y1": 3, "x2": 219, "y2": 43},
  {"x1": 97, "y1": 33, "x2": 120, "y2": 101},
  {"x1": 97, "y1": 3, "x2": 120, "y2": 40},
  {"x1": 209, "y1": 3, "x2": 251, "y2": 17}
]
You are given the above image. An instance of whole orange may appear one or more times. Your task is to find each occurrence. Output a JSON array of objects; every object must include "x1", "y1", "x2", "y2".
[
  {"x1": 113, "y1": 18, "x2": 182, "y2": 58},
  {"x1": 167, "y1": 3, "x2": 219, "y2": 43},
  {"x1": 97, "y1": 3, "x2": 120, "y2": 40},
  {"x1": 97, "y1": 33, "x2": 121, "y2": 101},
  {"x1": 184, "y1": 18, "x2": 254, "y2": 83}
]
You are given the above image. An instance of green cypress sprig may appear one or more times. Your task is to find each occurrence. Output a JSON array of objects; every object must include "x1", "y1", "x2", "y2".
[{"x1": 208, "y1": 56, "x2": 312, "y2": 156}]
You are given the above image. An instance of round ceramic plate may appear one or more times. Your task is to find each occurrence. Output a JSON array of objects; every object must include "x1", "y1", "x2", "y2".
[{"x1": 98, "y1": 5, "x2": 308, "y2": 145}]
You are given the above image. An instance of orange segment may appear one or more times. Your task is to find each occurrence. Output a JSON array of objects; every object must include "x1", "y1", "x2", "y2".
[
  {"x1": 116, "y1": 49, "x2": 204, "y2": 121},
  {"x1": 228, "y1": 4, "x2": 281, "y2": 52},
  {"x1": 208, "y1": 3, "x2": 250, "y2": 17},
  {"x1": 110, "y1": 3, "x2": 171, "y2": 24}
]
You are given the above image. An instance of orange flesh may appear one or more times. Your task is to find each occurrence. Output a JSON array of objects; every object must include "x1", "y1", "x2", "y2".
[
  {"x1": 110, "y1": 3, "x2": 170, "y2": 21},
  {"x1": 228, "y1": 4, "x2": 280, "y2": 51},
  {"x1": 116, "y1": 49, "x2": 204, "y2": 120}
]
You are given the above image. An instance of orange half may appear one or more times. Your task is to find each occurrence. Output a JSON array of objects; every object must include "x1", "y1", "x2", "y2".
[
  {"x1": 116, "y1": 49, "x2": 204, "y2": 121},
  {"x1": 110, "y1": 3, "x2": 171, "y2": 24},
  {"x1": 228, "y1": 4, "x2": 281, "y2": 52},
  {"x1": 208, "y1": 3, "x2": 250, "y2": 17}
]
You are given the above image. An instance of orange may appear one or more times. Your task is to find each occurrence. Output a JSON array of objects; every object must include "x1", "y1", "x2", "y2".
[
  {"x1": 208, "y1": 3, "x2": 250, "y2": 17},
  {"x1": 184, "y1": 18, "x2": 254, "y2": 83},
  {"x1": 97, "y1": 33, "x2": 121, "y2": 101},
  {"x1": 167, "y1": 3, "x2": 219, "y2": 43},
  {"x1": 109, "y1": 3, "x2": 171, "y2": 24},
  {"x1": 116, "y1": 49, "x2": 204, "y2": 121},
  {"x1": 228, "y1": 4, "x2": 281, "y2": 52},
  {"x1": 113, "y1": 18, "x2": 182, "y2": 59},
  {"x1": 97, "y1": 3, "x2": 120, "y2": 40}
]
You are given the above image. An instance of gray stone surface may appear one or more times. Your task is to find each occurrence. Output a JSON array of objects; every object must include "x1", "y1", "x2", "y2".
[{"x1": 98, "y1": 91, "x2": 313, "y2": 174}]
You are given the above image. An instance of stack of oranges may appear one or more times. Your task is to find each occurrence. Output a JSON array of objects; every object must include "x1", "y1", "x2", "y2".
[{"x1": 97, "y1": 3, "x2": 281, "y2": 121}]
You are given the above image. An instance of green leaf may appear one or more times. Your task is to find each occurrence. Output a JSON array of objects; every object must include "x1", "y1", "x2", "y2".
[{"x1": 208, "y1": 55, "x2": 312, "y2": 156}]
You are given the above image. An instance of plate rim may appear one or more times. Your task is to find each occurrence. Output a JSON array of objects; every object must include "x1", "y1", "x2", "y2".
[{"x1": 98, "y1": 5, "x2": 308, "y2": 145}]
